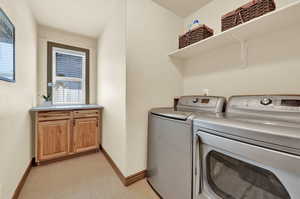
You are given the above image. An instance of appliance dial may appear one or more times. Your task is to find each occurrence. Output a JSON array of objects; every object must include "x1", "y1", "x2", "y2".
[
  {"x1": 261, "y1": 98, "x2": 272, "y2": 106},
  {"x1": 193, "y1": 98, "x2": 199, "y2": 103}
]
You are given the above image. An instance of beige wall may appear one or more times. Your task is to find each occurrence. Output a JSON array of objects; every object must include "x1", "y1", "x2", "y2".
[
  {"x1": 184, "y1": 0, "x2": 295, "y2": 34},
  {"x1": 183, "y1": 0, "x2": 300, "y2": 97},
  {"x1": 0, "y1": 0, "x2": 37, "y2": 198},
  {"x1": 37, "y1": 25, "x2": 98, "y2": 105},
  {"x1": 97, "y1": 0, "x2": 127, "y2": 174},
  {"x1": 97, "y1": 0, "x2": 184, "y2": 177},
  {"x1": 126, "y1": 0, "x2": 184, "y2": 176}
]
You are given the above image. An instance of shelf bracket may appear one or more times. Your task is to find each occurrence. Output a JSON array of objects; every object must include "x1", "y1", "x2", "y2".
[{"x1": 231, "y1": 34, "x2": 248, "y2": 68}]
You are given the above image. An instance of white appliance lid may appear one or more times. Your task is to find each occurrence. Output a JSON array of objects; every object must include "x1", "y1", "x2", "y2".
[{"x1": 151, "y1": 108, "x2": 192, "y2": 120}]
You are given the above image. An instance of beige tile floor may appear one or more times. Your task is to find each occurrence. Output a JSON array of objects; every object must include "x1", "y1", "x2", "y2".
[{"x1": 19, "y1": 153, "x2": 159, "y2": 199}]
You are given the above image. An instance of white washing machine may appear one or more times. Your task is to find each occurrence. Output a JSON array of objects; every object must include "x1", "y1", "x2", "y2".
[
  {"x1": 147, "y1": 96, "x2": 226, "y2": 199},
  {"x1": 193, "y1": 95, "x2": 300, "y2": 199}
]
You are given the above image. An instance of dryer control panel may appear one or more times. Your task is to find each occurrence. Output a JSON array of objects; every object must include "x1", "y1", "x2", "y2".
[{"x1": 177, "y1": 96, "x2": 226, "y2": 113}]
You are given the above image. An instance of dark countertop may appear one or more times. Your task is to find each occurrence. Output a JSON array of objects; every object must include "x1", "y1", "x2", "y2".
[{"x1": 30, "y1": 104, "x2": 104, "y2": 112}]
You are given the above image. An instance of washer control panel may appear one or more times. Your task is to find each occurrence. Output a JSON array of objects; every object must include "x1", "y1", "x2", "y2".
[{"x1": 228, "y1": 95, "x2": 300, "y2": 113}]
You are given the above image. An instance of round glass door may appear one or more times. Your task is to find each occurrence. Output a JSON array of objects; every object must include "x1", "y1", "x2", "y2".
[{"x1": 206, "y1": 151, "x2": 290, "y2": 199}]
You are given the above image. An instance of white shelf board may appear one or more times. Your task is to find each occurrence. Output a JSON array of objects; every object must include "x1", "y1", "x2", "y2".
[{"x1": 169, "y1": 1, "x2": 300, "y2": 59}]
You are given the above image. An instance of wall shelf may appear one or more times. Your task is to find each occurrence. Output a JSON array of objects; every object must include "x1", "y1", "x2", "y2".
[{"x1": 169, "y1": 1, "x2": 300, "y2": 60}]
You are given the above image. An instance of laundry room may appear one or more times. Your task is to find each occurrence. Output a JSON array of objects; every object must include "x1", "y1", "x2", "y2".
[
  {"x1": 0, "y1": 0, "x2": 300, "y2": 199},
  {"x1": 145, "y1": 0, "x2": 300, "y2": 198}
]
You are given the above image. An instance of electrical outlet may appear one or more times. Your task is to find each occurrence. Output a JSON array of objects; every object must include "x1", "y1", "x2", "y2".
[{"x1": 203, "y1": 89, "x2": 209, "y2": 96}]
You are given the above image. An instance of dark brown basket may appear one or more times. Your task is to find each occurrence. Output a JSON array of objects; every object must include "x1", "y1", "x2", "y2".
[
  {"x1": 179, "y1": 25, "x2": 214, "y2": 49},
  {"x1": 179, "y1": 34, "x2": 189, "y2": 49},
  {"x1": 222, "y1": 0, "x2": 276, "y2": 32}
]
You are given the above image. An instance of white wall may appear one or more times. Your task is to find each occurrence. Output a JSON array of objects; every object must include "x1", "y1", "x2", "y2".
[
  {"x1": 97, "y1": 0, "x2": 127, "y2": 174},
  {"x1": 37, "y1": 25, "x2": 98, "y2": 105},
  {"x1": 0, "y1": 0, "x2": 37, "y2": 198},
  {"x1": 183, "y1": 0, "x2": 300, "y2": 97},
  {"x1": 126, "y1": 0, "x2": 183, "y2": 176}
]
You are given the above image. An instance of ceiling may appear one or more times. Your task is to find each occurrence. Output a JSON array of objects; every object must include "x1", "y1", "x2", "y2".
[
  {"x1": 152, "y1": 0, "x2": 212, "y2": 17},
  {"x1": 26, "y1": 0, "x2": 116, "y2": 38}
]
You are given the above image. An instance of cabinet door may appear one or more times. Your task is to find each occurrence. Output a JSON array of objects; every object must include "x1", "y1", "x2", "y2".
[
  {"x1": 38, "y1": 120, "x2": 70, "y2": 161},
  {"x1": 74, "y1": 118, "x2": 99, "y2": 153}
]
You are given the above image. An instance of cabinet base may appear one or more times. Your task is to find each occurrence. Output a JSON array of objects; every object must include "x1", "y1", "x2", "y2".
[{"x1": 35, "y1": 148, "x2": 100, "y2": 166}]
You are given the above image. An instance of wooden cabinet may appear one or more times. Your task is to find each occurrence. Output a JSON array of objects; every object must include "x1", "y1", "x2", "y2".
[
  {"x1": 74, "y1": 118, "x2": 99, "y2": 153},
  {"x1": 32, "y1": 108, "x2": 102, "y2": 164},
  {"x1": 38, "y1": 120, "x2": 70, "y2": 161}
]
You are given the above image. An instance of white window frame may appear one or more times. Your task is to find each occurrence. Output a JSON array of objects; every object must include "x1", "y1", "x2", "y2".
[{"x1": 52, "y1": 47, "x2": 86, "y2": 105}]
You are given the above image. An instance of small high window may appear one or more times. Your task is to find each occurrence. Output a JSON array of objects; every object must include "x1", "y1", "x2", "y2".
[{"x1": 47, "y1": 42, "x2": 89, "y2": 104}]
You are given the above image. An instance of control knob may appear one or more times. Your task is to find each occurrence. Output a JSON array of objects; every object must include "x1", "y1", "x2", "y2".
[
  {"x1": 193, "y1": 98, "x2": 199, "y2": 103},
  {"x1": 261, "y1": 98, "x2": 272, "y2": 106}
]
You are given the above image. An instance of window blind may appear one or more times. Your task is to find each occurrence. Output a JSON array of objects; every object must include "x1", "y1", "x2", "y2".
[
  {"x1": 56, "y1": 53, "x2": 83, "y2": 78},
  {"x1": 0, "y1": 42, "x2": 14, "y2": 80}
]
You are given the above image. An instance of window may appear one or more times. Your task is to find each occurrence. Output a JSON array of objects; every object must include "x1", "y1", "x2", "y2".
[
  {"x1": 47, "y1": 42, "x2": 89, "y2": 104},
  {"x1": 0, "y1": 8, "x2": 15, "y2": 82}
]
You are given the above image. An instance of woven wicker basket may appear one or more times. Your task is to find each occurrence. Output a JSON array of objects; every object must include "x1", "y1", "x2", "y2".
[
  {"x1": 222, "y1": 0, "x2": 276, "y2": 32},
  {"x1": 179, "y1": 25, "x2": 214, "y2": 49}
]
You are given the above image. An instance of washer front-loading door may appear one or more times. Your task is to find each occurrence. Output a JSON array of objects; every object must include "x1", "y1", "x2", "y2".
[
  {"x1": 205, "y1": 150, "x2": 290, "y2": 199},
  {"x1": 197, "y1": 130, "x2": 300, "y2": 199}
]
